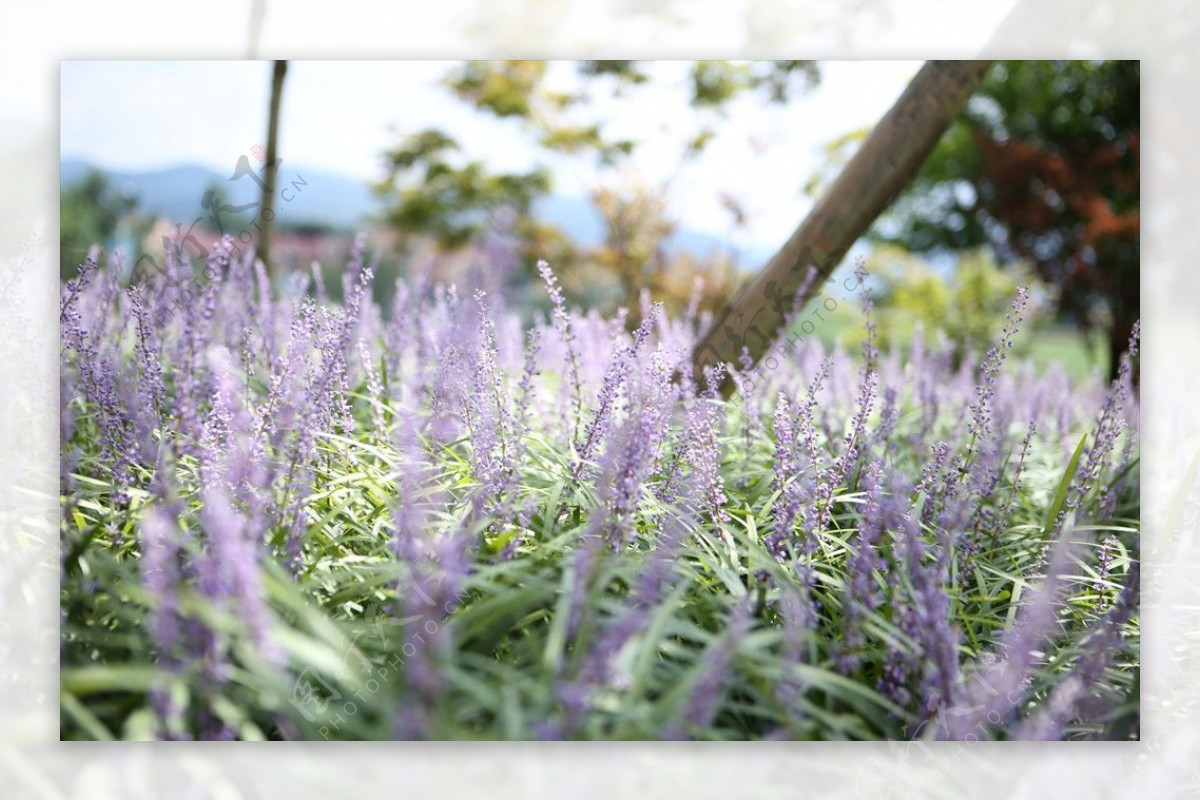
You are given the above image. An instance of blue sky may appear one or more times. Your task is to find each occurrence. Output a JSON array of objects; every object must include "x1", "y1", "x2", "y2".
[{"x1": 61, "y1": 60, "x2": 924, "y2": 254}]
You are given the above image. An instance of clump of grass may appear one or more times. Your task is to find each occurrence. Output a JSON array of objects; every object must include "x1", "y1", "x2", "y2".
[{"x1": 60, "y1": 240, "x2": 1139, "y2": 741}]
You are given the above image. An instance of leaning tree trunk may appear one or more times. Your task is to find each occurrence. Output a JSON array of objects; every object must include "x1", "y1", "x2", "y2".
[
  {"x1": 260, "y1": 59, "x2": 288, "y2": 279},
  {"x1": 691, "y1": 60, "x2": 993, "y2": 394}
]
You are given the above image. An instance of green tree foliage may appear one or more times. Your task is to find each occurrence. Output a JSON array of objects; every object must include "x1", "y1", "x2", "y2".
[
  {"x1": 60, "y1": 170, "x2": 136, "y2": 279},
  {"x1": 876, "y1": 60, "x2": 1139, "y2": 378},
  {"x1": 690, "y1": 59, "x2": 819, "y2": 108},
  {"x1": 377, "y1": 130, "x2": 551, "y2": 250},
  {"x1": 859, "y1": 245, "x2": 1043, "y2": 362},
  {"x1": 375, "y1": 60, "x2": 820, "y2": 320}
]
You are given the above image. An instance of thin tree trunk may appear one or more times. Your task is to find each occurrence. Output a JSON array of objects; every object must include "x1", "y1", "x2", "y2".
[
  {"x1": 691, "y1": 60, "x2": 993, "y2": 393},
  {"x1": 260, "y1": 59, "x2": 288, "y2": 279}
]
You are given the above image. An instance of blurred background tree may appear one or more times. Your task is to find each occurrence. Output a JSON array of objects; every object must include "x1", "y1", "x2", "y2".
[
  {"x1": 377, "y1": 129, "x2": 553, "y2": 251},
  {"x1": 375, "y1": 60, "x2": 820, "y2": 325},
  {"x1": 855, "y1": 246, "x2": 1051, "y2": 361},
  {"x1": 60, "y1": 170, "x2": 136, "y2": 280},
  {"x1": 874, "y1": 60, "x2": 1139, "y2": 379},
  {"x1": 801, "y1": 245, "x2": 1111, "y2": 378}
]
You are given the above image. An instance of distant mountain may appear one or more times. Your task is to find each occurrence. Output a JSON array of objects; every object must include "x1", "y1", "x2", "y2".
[
  {"x1": 61, "y1": 159, "x2": 772, "y2": 264},
  {"x1": 60, "y1": 158, "x2": 383, "y2": 229}
]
